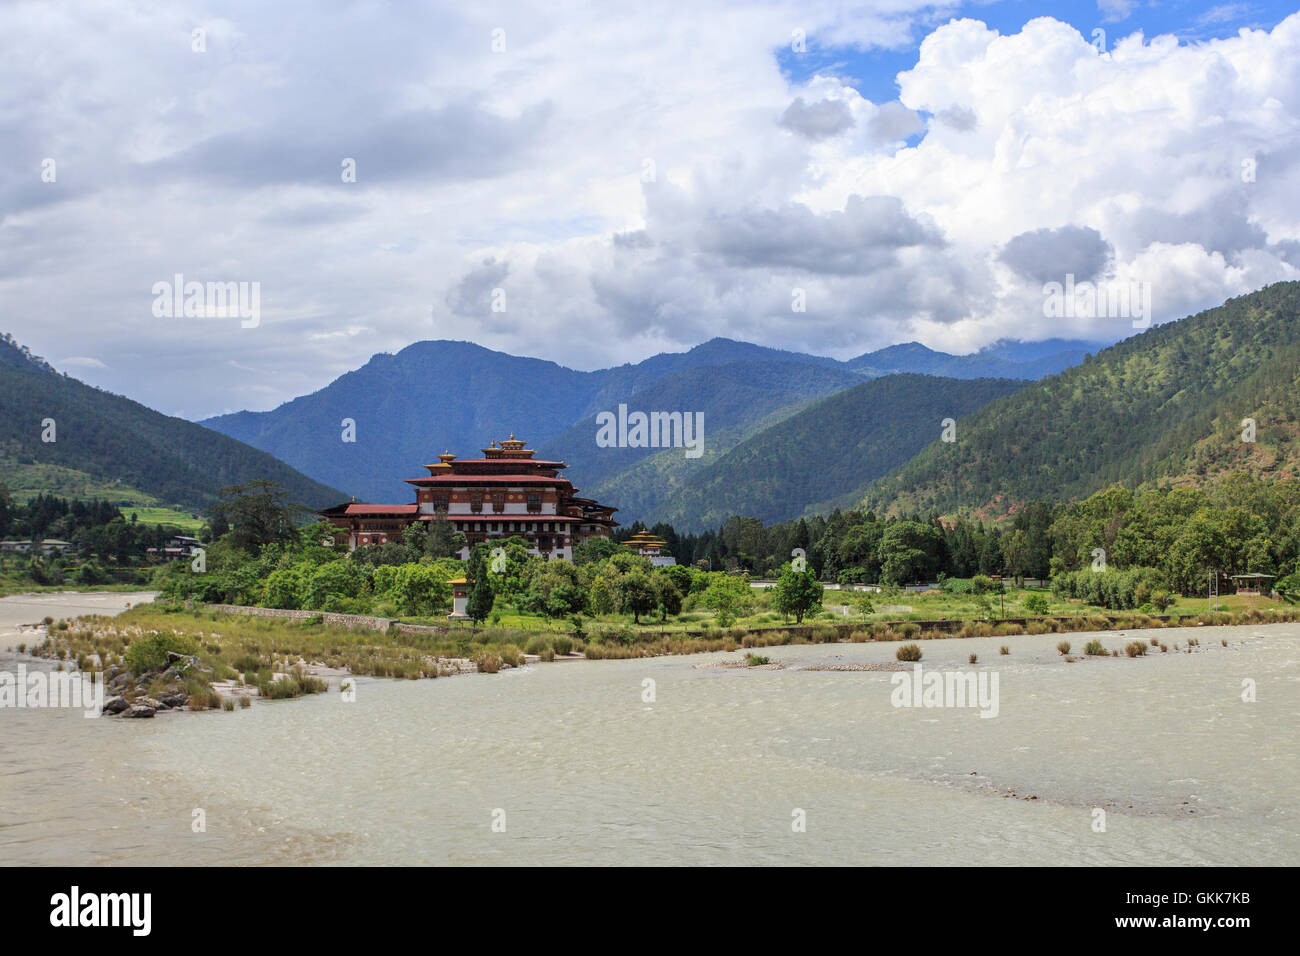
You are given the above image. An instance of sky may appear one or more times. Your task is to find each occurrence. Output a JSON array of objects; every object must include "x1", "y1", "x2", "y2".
[{"x1": 2, "y1": 0, "x2": 1299, "y2": 419}]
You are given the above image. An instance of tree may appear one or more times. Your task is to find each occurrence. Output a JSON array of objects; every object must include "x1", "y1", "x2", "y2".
[
  {"x1": 617, "y1": 570, "x2": 656, "y2": 624},
  {"x1": 1023, "y1": 592, "x2": 1049, "y2": 615},
  {"x1": 851, "y1": 590, "x2": 875, "y2": 621},
  {"x1": 303, "y1": 559, "x2": 365, "y2": 610},
  {"x1": 700, "y1": 574, "x2": 750, "y2": 627},
  {"x1": 524, "y1": 560, "x2": 586, "y2": 618},
  {"x1": 263, "y1": 565, "x2": 306, "y2": 609},
  {"x1": 466, "y1": 546, "x2": 495, "y2": 623},
  {"x1": 391, "y1": 563, "x2": 451, "y2": 616},
  {"x1": 878, "y1": 521, "x2": 942, "y2": 585},
  {"x1": 487, "y1": 536, "x2": 534, "y2": 603},
  {"x1": 424, "y1": 509, "x2": 465, "y2": 559},
  {"x1": 212, "y1": 481, "x2": 306, "y2": 553},
  {"x1": 1002, "y1": 530, "x2": 1028, "y2": 586},
  {"x1": 773, "y1": 564, "x2": 823, "y2": 623},
  {"x1": 653, "y1": 570, "x2": 683, "y2": 621},
  {"x1": 574, "y1": 536, "x2": 628, "y2": 565}
]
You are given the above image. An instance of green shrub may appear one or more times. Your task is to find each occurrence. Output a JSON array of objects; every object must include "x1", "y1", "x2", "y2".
[
  {"x1": 124, "y1": 633, "x2": 199, "y2": 674},
  {"x1": 1084, "y1": 639, "x2": 1106, "y2": 656},
  {"x1": 1023, "y1": 593, "x2": 1050, "y2": 615}
]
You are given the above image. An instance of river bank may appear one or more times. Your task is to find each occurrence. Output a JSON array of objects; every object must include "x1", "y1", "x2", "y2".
[
  {"x1": 15, "y1": 593, "x2": 1300, "y2": 722},
  {"x1": 2, "y1": 604, "x2": 1295, "y2": 865}
]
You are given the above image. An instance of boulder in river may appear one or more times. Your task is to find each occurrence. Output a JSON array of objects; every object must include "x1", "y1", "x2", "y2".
[
  {"x1": 121, "y1": 704, "x2": 156, "y2": 718},
  {"x1": 102, "y1": 696, "x2": 129, "y2": 715}
]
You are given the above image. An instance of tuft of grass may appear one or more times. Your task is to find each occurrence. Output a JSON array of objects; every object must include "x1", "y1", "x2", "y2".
[
  {"x1": 1084, "y1": 639, "x2": 1107, "y2": 657},
  {"x1": 999, "y1": 645, "x2": 1009, "y2": 655},
  {"x1": 1125, "y1": 641, "x2": 1147, "y2": 657},
  {"x1": 968, "y1": 653, "x2": 977, "y2": 664},
  {"x1": 1057, "y1": 640, "x2": 1071, "y2": 655},
  {"x1": 896, "y1": 643, "x2": 922, "y2": 662},
  {"x1": 745, "y1": 653, "x2": 770, "y2": 667}
]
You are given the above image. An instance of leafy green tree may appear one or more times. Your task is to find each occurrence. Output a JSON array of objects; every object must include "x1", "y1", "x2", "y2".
[
  {"x1": 574, "y1": 537, "x2": 628, "y2": 565},
  {"x1": 1022, "y1": 592, "x2": 1049, "y2": 615},
  {"x1": 617, "y1": 570, "x2": 656, "y2": 624},
  {"x1": 466, "y1": 546, "x2": 495, "y2": 623},
  {"x1": 391, "y1": 563, "x2": 451, "y2": 616},
  {"x1": 773, "y1": 564, "x2": 823, "y2": 623},
  {"x1": 423, "y1": 510, "x2": 465, "y2": 559},
  {"x1": 653, "y1": 570, "x2": 683, "y2": 621},
  {"x1": 878, "y1": 521, "x2": 943, "y2": 585},
  {"x1": 523, "y1": 560, "x2": 586, "y2": 618},
  {"x1": 303, "y1": 560, "x2": 365, "y2": 610},
  {"x1": 212, "y1": 480, "x2": 306, "y2": 553},
  {"x1": 587, "y1": 572, "x2": 618, "y2": 615},
  {"x1": 841, "y1": 589, "x2": 875, "y2": 622},
  {"x1": 699, "y1": 573, "x2": 750, "y2": 627}
]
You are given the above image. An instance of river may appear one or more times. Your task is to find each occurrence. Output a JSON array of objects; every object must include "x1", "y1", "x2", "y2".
[{"x1": 1, "y1": 592, "x2": 1296, "y2": 865}]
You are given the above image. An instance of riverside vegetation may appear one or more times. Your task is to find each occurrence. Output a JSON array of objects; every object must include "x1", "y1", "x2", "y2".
[
  {"x1": 30, "y1": 556, "x2": 1297, "y2": 716},
  {"x1": 24, "y1": 468, "x2": 1300, "y2": 714}
]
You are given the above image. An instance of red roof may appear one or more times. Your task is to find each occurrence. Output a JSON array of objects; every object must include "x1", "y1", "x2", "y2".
[
  {"x1": 447, "y1": 458, "x2": 567, "y2": 466},
  {"x1": 405, "y1": 474, "x2": 570, "y2": 486},
  {"x1": 344, "y1": 504, "x2": 419, "y2": 515},
  {"x1": 438, "y1": 514, "x2": 591, "y2": 523}
]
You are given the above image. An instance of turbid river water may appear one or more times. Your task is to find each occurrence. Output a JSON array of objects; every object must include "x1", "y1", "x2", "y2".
[{"x1": 1, "y1": 592, "x2": 1296, "y2": 865}]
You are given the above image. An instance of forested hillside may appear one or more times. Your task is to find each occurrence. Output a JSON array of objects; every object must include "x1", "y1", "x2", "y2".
[
  {"x1": 862, "y1": 282, "x2": 1300, "y2": 516},
  {"x1": 646, "y1": 374, "x2": 1025, "y2": 530},
  {"x1": 0, "y1": 335, "x2": 345, "y2": 512}
]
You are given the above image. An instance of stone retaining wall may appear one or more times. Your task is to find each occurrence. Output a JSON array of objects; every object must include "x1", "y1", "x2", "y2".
[{"x1": 205, "y1": 604, "x2": 396, "y2": 633}]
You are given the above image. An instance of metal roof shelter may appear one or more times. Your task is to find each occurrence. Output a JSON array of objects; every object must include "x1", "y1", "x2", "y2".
[{"x1": 1230, "y1": 573, "x2": 1276, "y2": 595}]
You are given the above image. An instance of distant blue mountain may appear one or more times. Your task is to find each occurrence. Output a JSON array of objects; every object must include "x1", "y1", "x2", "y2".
[{"x1": 201, "y1": 334, "x2": 1100, "y2": 520}]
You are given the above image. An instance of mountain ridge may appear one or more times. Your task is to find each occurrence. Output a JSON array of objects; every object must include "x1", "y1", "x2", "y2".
[
  {"x1": 0, "y1": 334, "x2": 346, "y2": 512},
  {"x1": 200, "y1": 333, "x2": 1104, "y2": 515}
]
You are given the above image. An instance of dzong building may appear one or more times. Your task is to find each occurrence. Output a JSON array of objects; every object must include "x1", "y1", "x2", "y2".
[{"x1": 319, "y1": 434, "x2": 617, "y2": 561}]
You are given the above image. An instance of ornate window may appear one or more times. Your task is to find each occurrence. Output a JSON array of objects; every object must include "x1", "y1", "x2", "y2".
[
  {"x1": 491, "y1": 491, "x2": 506, "y2": 513},
  {"x1": 526, "y1": 492, "x2": 541, "y2": 513},
  {"x1": 469, "y1": 491, "x2": 483, "y2": 514}
]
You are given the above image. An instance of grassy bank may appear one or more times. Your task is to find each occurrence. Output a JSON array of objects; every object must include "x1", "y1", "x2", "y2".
[{"x1": 24, "y1": 598, "x2": 1298, "y2": 716}]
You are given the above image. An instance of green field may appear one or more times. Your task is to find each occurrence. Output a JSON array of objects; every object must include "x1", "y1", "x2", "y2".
[
  {"x1": 0, "y1": 462, "x2": 204, "y2": 530},
  {"x1": 393, "y1": 583, "x2": 1291, "y2": 635}
]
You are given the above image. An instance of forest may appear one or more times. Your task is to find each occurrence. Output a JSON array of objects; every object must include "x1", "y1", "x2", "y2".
[{"x1": 634, "y1": 472, "x2": 1300, "y2": 602}]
